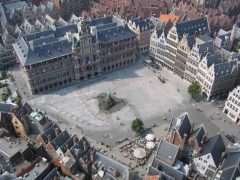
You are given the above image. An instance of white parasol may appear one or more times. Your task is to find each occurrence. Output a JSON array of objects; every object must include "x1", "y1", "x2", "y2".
[
  {"x1": 133, "y1": 148, "x2": 146, "y2": 159},
  {"x1": 145, "y1": 134, "x2": 154, "y2": 141},
  {"x1": 146, "y1": 141, "x2": 155, "y2": 149}
]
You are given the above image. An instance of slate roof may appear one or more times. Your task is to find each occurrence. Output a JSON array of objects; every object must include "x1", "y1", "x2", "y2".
[
  {"x1": 43, "y1": 168, "x2": 58, "y2": 180},
  {"x1": 205, "y1": 53, "x2": 222, "y2": 68},
  {"x1": 13, "y1": 24, "x2": 78, "y2": 66},
  {"x1": 173, "y1": 113, "x2": 191, "y2": 139},
  {"x1": 214, "y1": 29, "x2": 231, "y2": 48},
  {"x1": 0, "y1": 103, "x2": 17, "y2": 113},
  {"x1": 90, "y1": 16, "x2": 113, "y2": 27},
  {"x1": 150, "y1": 159, "x2": 186, "y2": 180},
  {"x1": 214, "y1": 60, "x2": 238, "y2": 78},
  {"x1": 59, "y1": 135, "x2": 77, "y2": 154},
  {"x1": 220, "y1": 151, "x2": 240, "y2": 180},
  {"x1": 23, "y1": 24, "x2": 78, "y2": 41},
  {"x1": 198, "y1": 134, "x2": 225, "y2": 167},
  {"x1": 97, "y1": 26, "x2": 135, "y2": 43},
  {"x1": 70, "y1": 136, "x2": 90, "y2": 159},
  {"x1": 176, "y1": 17, "x2": 210, "y2": 38},
  {"x1": 129, "y1": 17, "x2": 154, "y2": 32},
  {"x1": 0, "y1": 1, "x2": 27, "y2": 28},
  {"x1": 195, "y1": 35, "x2": 214, "y2": 57},
  {"x1": 89, "y1": 16, "x2": 124, "y2": 31},
  {"x1": 0, "y1": 136, "x2": 29, "y2": 159},
  {"x1": 51, "y1": 130, "x2": 70, "y2": 150},
  {"x1": 151, "y1": 29, "x2": 163, "y2": 39},
  {"x1": 40, "y1": 123, "x2": 60, "y2": 144},
  {"x1": 147, "y1": 166, "x2": 174, "y2": 180},
  {"x1": 186, "y1": 35, "x2": 195, "y2": 49},
  {"x1": 189, "y1": 125, "x2": 206, "y2": 146},
  {"x1": 13, "y1": 36, "x2": 72, "y2": 66},
  {"x1": 24, "y1": 159, "x2": 50, "y2": 180},
  {"x1": 156, "y1": 139, "x2": 179, "y2": 166},
  {"x1": 92, "y1": 151, "x2": 129, "y2": 180}
]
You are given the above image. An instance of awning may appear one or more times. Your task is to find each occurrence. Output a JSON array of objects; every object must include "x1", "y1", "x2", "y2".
[{"x1": 133, "y1": 148, "x2": 146, "y2": 159}]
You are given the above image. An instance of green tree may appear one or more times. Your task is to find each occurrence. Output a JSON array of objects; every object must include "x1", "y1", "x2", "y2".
[
  {"x1": 231, "y1": 40, "x2": 240, "y2": 53},
  {"x1": 131, "y1": 118, "x2": 144, "y2": 134},
  {"x1": 188, "y1": 81, "x2": 201, "y2": 99}
]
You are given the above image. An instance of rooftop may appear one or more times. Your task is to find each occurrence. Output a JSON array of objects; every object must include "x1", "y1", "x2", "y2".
[
  {"x1": 220, "y1": 150, "x2": 240, "y2": 180},
  {"x1": 172, "y1": 112, "x2": 191, "y2": 139},
  {"x1": 30, "y1": 111, "x2": 44, "y2": 122},
  {"x1": 196, "y1": 35, "x2": 213, "y2": 44},
  {"x1": 176, "y1": 17, "x2": 210, "y2": 38},
  {"x1": 129, "y1": 17, "x2": 154, "y2": 32},
  {"x1": 97, "y1": 26, "x2": 135, "y2": 43},
  {"x1": 149, "y1": 159, "x2": 186, "y2": 180},
  {"x1": 89, "y1": 16, "x2": 124, "y2": 30},
  {"x1": 189, "y1": 125, "x2": 206, "y2": 146},
  {"x1": 156, "y1": 139, "x2": 179, "y2": 166},
  {"x1": 92, "y1": 151, "x2": 129, "y2": 179},
  {"x1": 0, "y1": 103, "x2": 17, "y2": 113},
  {"x1": 213, "y1": 60, "x2": 238, "y2": 78},
  {"x1": 197, "y1": 134, "x2": 225, "y2": 167},
  {"x1": 23, "y1": 158, "x2": 50, "y2": 180},
  {"x1": 70, "y1": 136, "x2": 90, "y2": 159},
  {"x1": 159, "y1": 13, "x2": 179, "y2": 23},
  {"x1": 0, "y1": 136, "x2": 29, "y2": 159},
  {"x1": 51, "y1": 130, "x2": 70, "y2": 150},
  {"x1": 40, "y1": 123, "x2": 61, "y2": 144}
]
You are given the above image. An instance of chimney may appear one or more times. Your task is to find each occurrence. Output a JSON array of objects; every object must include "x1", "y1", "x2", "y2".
[
  {"x1": 182, "y1": 133, "x2": 188, "y2": 146},
  {"x1": 4, "y1": 136, "x2": 11, "y2": 142},
  {"x1": 73, "y1": 136, "x2": 78, "y2": 144},
  {"x1": 76, "y1": 148, "x2": 81, "y2": 157},
  {"x1": 190, "y1": 123, "x2": 195, "y2": 134},
  {"x1": 55, "y1": 128, "x2": 61, "y2": 137},
  {"x1": 112, "y1": 169, "x2": 120, "y2": 177},
  {"x1": 66, "y1": 144, "x2": 70, "y2": 150},
  {"x1": 90, "y1": 150, "x2": 95, "y2": 163},
  {"x1": 169, "y1": 130, "x2": 176, "y2": 144},
  {"x1": 201, "y1": 133, "x2": 208, "y2": 144},
  {"x1": 47, "y1": 135, "x2": 51, "y2": 143},
  {"x1": 197, "y1": 147, "x2": 202, "y2": 156},
  {"x1": 83, "y1": 141, "x2": 88, "y2": 151}
]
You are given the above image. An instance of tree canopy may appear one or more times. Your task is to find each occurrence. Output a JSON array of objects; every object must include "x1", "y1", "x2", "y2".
[
  {"x1": 131, "y1": 118, "x2": 144, "y2": 134},
  {"x1": 188, "y1": 81, "x2": 201, "y2": 99}
]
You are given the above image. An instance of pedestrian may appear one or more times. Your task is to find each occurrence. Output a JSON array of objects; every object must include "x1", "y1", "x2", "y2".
[{"x1": 169, "y1": 109, "x2": 171, "y2": 112}]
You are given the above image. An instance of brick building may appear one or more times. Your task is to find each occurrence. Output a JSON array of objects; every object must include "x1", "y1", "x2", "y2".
[
  {"x1": 166, "y1": 112, "x2": 192, "y2": 150},
  {"x1": 52, "y1": 0, "x2": 90, "y2": 20}
]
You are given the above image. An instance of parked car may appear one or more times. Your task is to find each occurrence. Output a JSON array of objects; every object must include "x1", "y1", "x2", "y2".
[
  {"x1": 151, "y1": 123, "x2": 157, "y2": 128},
  {"x1": 226, "y1": 135, "x2": 235, "y2": 143}
]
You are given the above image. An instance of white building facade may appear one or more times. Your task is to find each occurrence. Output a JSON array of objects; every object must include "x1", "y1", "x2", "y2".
[{"x1": 223, "y1": 86, "x2": 240, "y2": 123}]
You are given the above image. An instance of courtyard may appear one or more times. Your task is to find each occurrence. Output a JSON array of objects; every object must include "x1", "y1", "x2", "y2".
[{"x1": 11, "y1": 60, "x2": 240, "y2": 149}]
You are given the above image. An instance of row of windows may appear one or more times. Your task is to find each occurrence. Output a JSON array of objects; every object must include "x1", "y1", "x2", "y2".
[
  {"x1": 227, "y1": 102, "x2": 239, "y2": 113},
  {"x1": 29, "y1": 61, "x2": 74, "y2": 75},
  {"x1": 229, "y1": 96, "x2": 240, "y2": 106}
]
